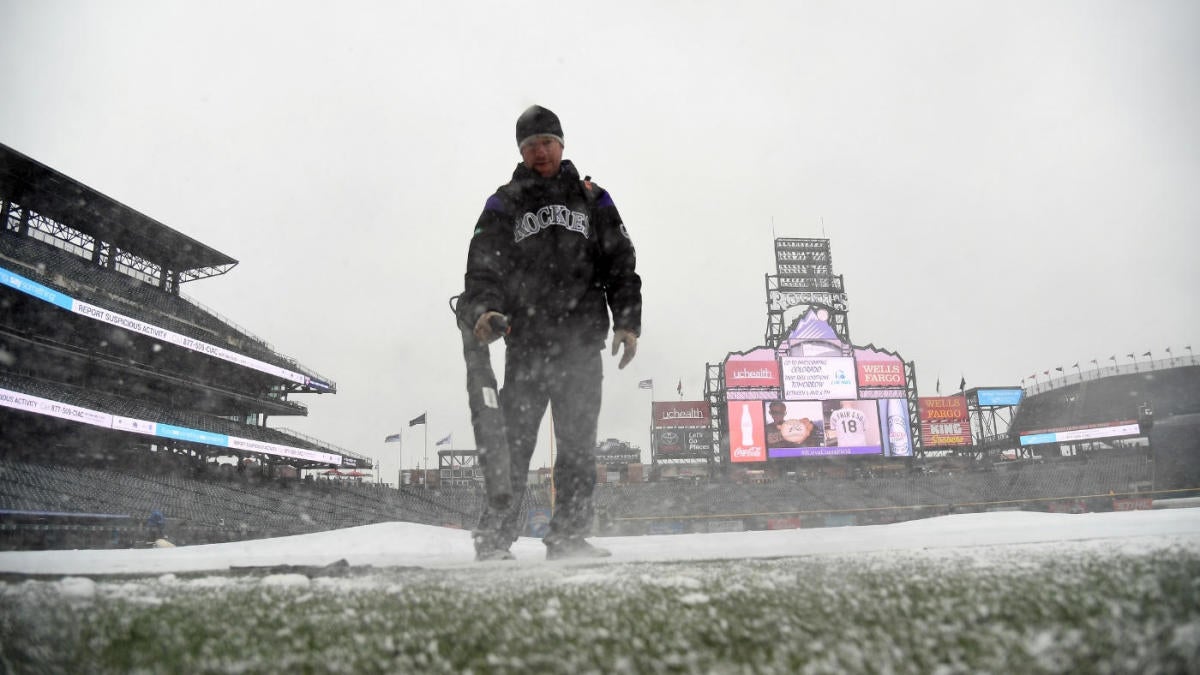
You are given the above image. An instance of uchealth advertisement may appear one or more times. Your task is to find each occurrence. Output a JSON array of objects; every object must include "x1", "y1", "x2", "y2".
[
  {"x1": 728, "y1": 401, "x2": 766, "y2": 462},
  {"x1": 918, "y1": 396, "x2": 972, "y2": 446},
  {"x1": 724, "y1": 348, "x2": 781, "y2": 388},
  {"x1": 780, "y1": 356, "x2": 858, "y2": 401},
  {"x1": 652, "y1": 401, "x2": 710, "y2": 428}
]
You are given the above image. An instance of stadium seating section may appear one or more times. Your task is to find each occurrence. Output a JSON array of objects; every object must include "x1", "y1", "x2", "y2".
[{"x1": 0, "y1": 450, "x2": 1156, "y2": 550}]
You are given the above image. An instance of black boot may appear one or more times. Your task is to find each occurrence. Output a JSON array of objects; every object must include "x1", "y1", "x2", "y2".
[{"x1": 545, "y1": 536, "x2": 612, "y2": 561}]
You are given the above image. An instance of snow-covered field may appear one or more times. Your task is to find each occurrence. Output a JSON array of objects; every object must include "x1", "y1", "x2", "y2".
[{"x1": 3, "y1": 509, "x2": 1199, "y2": 673}]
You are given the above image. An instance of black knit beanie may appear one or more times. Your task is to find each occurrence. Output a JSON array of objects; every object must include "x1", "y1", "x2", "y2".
[{"x1": 515, "y1": 105, "x2": 564, "y2": 148}]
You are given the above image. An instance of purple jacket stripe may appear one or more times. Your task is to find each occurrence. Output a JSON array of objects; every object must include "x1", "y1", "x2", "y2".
[{"x1": 484, "y1": 194, "x2": 506, "y2": 212}]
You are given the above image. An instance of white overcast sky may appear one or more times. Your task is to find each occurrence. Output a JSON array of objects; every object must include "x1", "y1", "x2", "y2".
[{"x1": 1, "y1": 1, "x2": 1197, "y2": 479}]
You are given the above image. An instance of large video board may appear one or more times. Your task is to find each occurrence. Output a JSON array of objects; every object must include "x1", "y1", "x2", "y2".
[
  {"x1": 729, "y1": 398, "x2": 912, "y2": 461},
  {"x1": 723, "y1": 304, "x2": 915, "y2": 462}
]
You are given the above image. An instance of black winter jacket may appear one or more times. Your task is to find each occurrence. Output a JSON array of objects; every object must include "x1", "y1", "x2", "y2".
[{"x1": 461, "y1": 160, "x2": 641, "y2": 348}]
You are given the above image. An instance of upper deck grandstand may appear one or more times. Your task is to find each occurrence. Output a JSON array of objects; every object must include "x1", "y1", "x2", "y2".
[
  {"x1": 1010, "y1": 359, "x2": 1199, "y2": 448},
  {"x1": 1, "y1": 143, "x2": 371, "y2": 546}
]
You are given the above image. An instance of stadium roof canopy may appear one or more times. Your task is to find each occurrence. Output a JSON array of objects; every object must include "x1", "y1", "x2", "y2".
[{"x1": 0, "y1": 143, "x2": 237, "y2": 277}]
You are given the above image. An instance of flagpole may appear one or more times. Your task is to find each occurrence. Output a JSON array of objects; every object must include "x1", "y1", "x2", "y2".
[
  {"x1": 649, "y1": 381, "x2": 655, "y2": 467},
  {"x1": 423, "y1": 412, "x2": 429, "y2": 489}
]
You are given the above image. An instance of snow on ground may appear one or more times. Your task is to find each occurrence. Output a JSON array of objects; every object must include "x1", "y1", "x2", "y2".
[{"x1": 2, "y1": 508, "x2": 1198, "y2": 577}]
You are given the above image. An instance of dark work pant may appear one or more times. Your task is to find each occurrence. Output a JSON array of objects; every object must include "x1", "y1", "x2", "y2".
[{"x1": 475, "y1": 337, "x2": 603, "y2": 549}]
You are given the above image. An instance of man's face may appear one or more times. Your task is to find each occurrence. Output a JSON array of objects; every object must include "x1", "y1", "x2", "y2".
[
  {"x1": 520, "y1": 136, "x2": 563, "y2": 177},
  {"x1": 768, "y1": 404, "x2": 787, "y2": 422}
]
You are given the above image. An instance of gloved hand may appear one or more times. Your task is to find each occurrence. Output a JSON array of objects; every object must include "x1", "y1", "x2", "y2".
[
  {"x1": 611, "y1": 328, "x2": 638, "y2": 370},
  {"x1": 474, "y1": 311, "x2": 508, "y2": 344}
]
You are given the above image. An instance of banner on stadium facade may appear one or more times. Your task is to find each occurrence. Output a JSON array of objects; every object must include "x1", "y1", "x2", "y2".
[
  {"x1": 854, "y1": 346, "x2": 906, "y2": 389},
  {"x1": 1018, "y1": 420, "x2": 1140, "y2": 446},
  {"x1": 0, "y1": 387, "x2": 342, "y2": 465},
  {"x1": 766, "y1": 516, "x2": 802, "y2": 530},
  {"x1": 1113, "y1": 497, "x2": 1153, "y2": 511},
  {"x1": 652, "y1": 401, "x2": 710, "y2": 428},
  {"x1": 723, "y1": 347, "x2": 781, "y2": 388},
  {"x1": 918, "y1": 396, "x2": 973, "y2": 446}
]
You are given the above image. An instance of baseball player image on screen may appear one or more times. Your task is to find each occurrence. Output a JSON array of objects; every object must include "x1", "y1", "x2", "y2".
[{"x1": 824, "y1": 400, "x2": 880, "y2": 448}]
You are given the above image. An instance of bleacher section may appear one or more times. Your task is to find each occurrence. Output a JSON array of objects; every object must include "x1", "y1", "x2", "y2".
[
  {"x1": 0, "y1": 457, "x2": 477, "y2": 550},
  {"x1": 591, "y1": 452, "x2": 1153, "y2": 528},
  {"x1": 0, "y1": 450, "x2": 1158, "y2": 550}
]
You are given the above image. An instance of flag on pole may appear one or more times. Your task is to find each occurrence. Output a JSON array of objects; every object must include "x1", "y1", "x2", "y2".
[
  {"x1": 384, "y1": 433, "x2": 401, "y2": 443},
  {"x1": 1055, "y1": 366, "x2": 1063, "y2": 372},
  {"x1": 408, "y1": 413, "x2": 426, "y2": 427},
  {"x1": 676, "y1": 380, "x2": 683, "y2": 397},
  {"x1": 958, "y1": 376, "x2": 966, "y2": 391},
  {"x1": 638, "y1": 379, "x2": 653, "y2": 389},
  {"x1": 1109, "y1": 355, "x2": 1117, "y2": 361},
  {"x1": 935, "y1": 376, "x2": 941, "y2": 394},
  {"x1": 1142, "y1": 351, "x2": 1152, "y2": 357},
  {"x1": 1090, "y1": 359, "x2": 1097, "y2": 364},
  {"x1": 436, "y1": 434, "x2": 452, "y2": 447},
  {"x1": 1072, "y1": 363, "x2": 1079, "y2": 369},
  {"x1": 1127, "y1": 353, "x2": 1135, "y2": 359}
]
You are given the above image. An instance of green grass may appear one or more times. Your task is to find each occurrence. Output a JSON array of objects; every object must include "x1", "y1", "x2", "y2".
[{"x1": 3, "y1": 543, "x2": 1199, "y2": 674}]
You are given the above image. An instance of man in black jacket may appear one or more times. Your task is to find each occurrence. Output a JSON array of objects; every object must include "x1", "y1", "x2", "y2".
[{"x1": 460, "y1": 105, "x2": 642, "y2": 561}]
